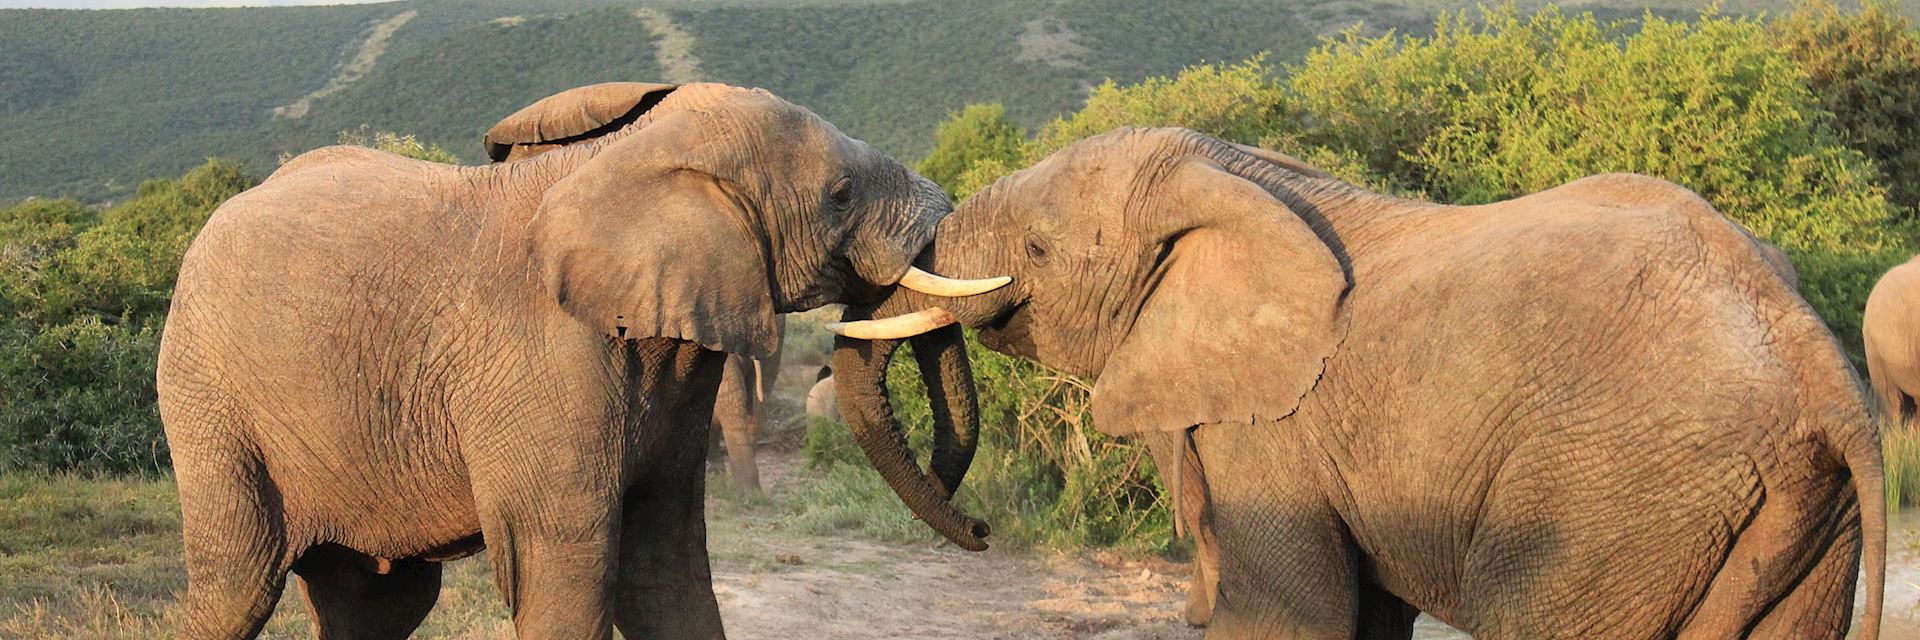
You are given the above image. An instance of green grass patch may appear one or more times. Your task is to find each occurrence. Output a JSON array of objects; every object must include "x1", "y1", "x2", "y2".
[{"x1": 1887, "y1": 422, "x2": 1920, "y2": 510}]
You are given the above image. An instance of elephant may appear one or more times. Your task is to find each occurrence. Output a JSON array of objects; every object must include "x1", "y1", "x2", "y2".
[
  {"x1": 1866, "y1": 254, "x2": 1920, "y2": 431},
  {"x1": 805, "y1": 365, "x2": 840, "y2": 422},
  {"x1": 155, "y1": 81, "x2": 1006, "y2": 640},
  {"x1": 707, "y1": 342, "x2": 781, "y2": 491},
  {"x1": 828, "y1": 127, "x2": 1885, "y2": 639}
]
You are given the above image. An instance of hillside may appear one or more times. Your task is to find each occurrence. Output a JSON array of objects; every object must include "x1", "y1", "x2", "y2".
[{"x1": 0, "y1": 0, "x2": 1872, "y2": 203}]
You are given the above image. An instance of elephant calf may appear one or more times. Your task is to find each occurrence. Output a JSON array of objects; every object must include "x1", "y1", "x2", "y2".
[
  {"x1": 157, "y1": 82, "x2": 1004, "y2": 640},
  {"x1": 832, "y1": 128, "x2": 1885, "y2": 639}
]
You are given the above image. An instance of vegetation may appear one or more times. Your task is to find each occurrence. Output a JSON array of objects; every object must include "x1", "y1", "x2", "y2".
[
  {"x1": 0, "y1": 161, "x2": 252, "y2": 475},
  {"x1": 1, "y1": 0, "x2": 1449, "y2": 204},
  {"x1": 0, "y1": 133, "x2": 457, "y2": 475},
  {"x1": 1771, "y1": 0, "x2": 1920, "y2": 216}
]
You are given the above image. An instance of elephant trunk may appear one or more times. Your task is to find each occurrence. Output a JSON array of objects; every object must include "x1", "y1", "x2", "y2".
[
  {"x1": 911, "y1": 323, "x2": 980, "y2": 496},
  {"x1": 834, "y1": 325, "x2": 990, "y2": 550}
]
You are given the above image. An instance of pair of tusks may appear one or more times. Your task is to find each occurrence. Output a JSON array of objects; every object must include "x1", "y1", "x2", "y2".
[{"x1": 826, "y1": 267, "x2": 1011, "y2": 339}]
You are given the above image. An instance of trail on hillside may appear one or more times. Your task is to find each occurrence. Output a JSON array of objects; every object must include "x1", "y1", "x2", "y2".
[
  {"x1": 273, "y1": 9, "x2": 416, "y2": 120},
  {"x1": 634, "y1": 8, "x2": 704, "y2": 85}
]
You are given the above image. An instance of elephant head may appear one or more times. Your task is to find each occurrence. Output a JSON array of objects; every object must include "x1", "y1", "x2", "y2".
[
  {"x1": 483, "y1": 82, "x2": 1008, "y2": 361},
  {"x1": 830, "y1": 128, "x2": 1350, "y2": 548}
]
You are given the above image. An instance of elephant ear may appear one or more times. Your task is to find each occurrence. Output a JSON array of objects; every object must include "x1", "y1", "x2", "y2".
[
  {"x1": 530, "y1": 109, "x2": 780, "y2": 359},
  {"x1": 1091, "y1": 156, "x2": 1350, "y2": 436},
  {"x1": 484, "y1": 82, "x2": 678, "y2": 161}
]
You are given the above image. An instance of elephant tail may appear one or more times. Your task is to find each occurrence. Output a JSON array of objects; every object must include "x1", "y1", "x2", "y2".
[{"x1": 1831, "y1": 409, "x2": 1886, "y2": 640}]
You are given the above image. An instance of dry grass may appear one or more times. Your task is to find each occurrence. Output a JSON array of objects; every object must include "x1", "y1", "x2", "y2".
[
  {"x1": 1887, "y1": 419, "x2": 1920, "y2": 510},
  {"x1": 0, "y1": 474, "x2": 514, "y2": 639}
]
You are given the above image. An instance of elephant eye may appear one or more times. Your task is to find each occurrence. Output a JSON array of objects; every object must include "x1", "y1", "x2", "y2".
[
  {"x1": 1024, "y1": 236, "x2": 1050, "y2": 264},
  {"x1": 827, "y1": 177, "x2": 854, "y2": 210}
]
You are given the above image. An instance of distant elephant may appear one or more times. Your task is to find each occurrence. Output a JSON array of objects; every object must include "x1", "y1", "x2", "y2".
[
  {"x1": 830, "y1": 128, "x2": 1885, "y2": 639},
  {"x1": 157, "y1": 82, "x2": 1005, "y2": 640},
  {"x1": 707, "y1": 337, "x2": 781, "y2": 490},
  {"x1": 805, "y1": 366, "x2": 840, "y2": 422},
  {"x1": 1866, "y1": 254, "x2": 1920, "y2": 431}
]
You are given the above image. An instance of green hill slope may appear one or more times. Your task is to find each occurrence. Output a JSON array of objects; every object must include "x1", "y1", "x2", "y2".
[{"x1": 0, "y1": 0, "x2": 1854, "y2": 203}]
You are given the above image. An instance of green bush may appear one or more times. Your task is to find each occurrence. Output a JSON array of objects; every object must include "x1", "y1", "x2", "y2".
[
  {"x1": 1772, "y1": 0, "x2": 1920, "y2": 216},
  {"x1": 334, "y1": 126, "x2": 461, "y2": 164},
  {"x1": 1291, "y1": 6, "x2": 1900, "y2": 253},
  {"x1": 917, "y1": 104, "x2": 1026, "y2": 198},
  {"x1": 0, "y1": 160, "x2": 255, "y2": 474}
]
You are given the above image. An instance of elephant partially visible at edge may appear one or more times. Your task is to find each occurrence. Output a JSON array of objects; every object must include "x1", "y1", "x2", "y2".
[
  {"x1": 832, "y1": 128, "x2": 1884, "y2": 639},
  {"x1": 157, "y1": 82, "x2": 1000, "y2": 640},
  {"x1": 1867, "y1": 254, "x2": 1920, "y2": 431}
]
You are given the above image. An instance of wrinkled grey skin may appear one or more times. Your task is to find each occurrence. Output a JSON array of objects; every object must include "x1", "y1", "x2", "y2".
[
  {"x1": 1866, "y1": 255, "x2": 1920, "y2": 431},
  {"x1": 707, "y1": 328, "x2": 782, "y2": 490},
  {"x1": 844, "y1": 128, "x2": 1884, "y2": 639},
  {"x1": 157, "y1": 83, "x2": 954, "y2": 640}
]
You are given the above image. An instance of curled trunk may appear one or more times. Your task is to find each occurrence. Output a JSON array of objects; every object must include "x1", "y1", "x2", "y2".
[{"x1": 834, "y1": 320, "x2": 989, "y2": 550}]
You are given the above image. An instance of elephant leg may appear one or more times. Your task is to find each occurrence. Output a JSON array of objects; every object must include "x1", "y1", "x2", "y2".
[
  {"x1": 1355, "y1": 581, "x2": 1419, "y2": 640},
  {"x1": 174, "y1": 442, "x2": 292, "y2": 640},
  {"x1": 480, "y1": 501, "x2": 619, "y2": 639},
  {"x1": 613, "y1": 419, "x2": 726, "y2": 639},
  {"x1": 293, "y1": 545, "x2": 441, "y2": 640},
  {"x1": 1462, "y1": 430, "x2": 1763, "y2": 640},
  {"x1": 1193, "y1": 430, "x2": 1359, "y2": 639},
  {"x1": 1695, "y1": 474, "x2": 1859, "y2": 640},
  {"x1": 712, "y1": 354, "x2": 761, "y2": 491},
  {"x1": 1145, "y1": 431, "x2": 1218, "y2": 628},
  {"x1": 1745, "y1": 516, "x2": 1861, "y2": 640}
]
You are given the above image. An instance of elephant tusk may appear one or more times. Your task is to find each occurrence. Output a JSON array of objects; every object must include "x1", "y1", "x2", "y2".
[
  {"x1": 827, "y1": 308, "x2": 957, "y2": 340},
  {"x1": 898, "y1": 267, "x2": 1011, "y2": 297}
]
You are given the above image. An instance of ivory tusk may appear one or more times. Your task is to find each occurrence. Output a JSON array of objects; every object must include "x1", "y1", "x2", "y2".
[
  {"x1": 898, "y1": 267, "x2": 1012, "y2": 297},
  {"x1": 826, "y1": 308, "x2": 957, "y2": 340}
]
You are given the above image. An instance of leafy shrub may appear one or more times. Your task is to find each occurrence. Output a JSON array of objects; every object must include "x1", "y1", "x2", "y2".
[
  {"x1": 336, "y1": 126, "x2": 461, "y2": 164},
  {"x1": 916, "y1": 104, "x2": 1026, "y2": 197},
  {"x1": 1772, "y1": 0, "x2": 1920, "y2": 215},
  {"x1": 0, "y1": 160, "x2": 255, "y2": 474},
  {"x1": 1292, "y1": 6, "x2": 1900, "y2": 253}
]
